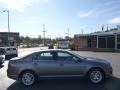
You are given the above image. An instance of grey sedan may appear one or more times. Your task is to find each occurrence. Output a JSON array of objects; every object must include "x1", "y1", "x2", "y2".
[{"x1": 7, "y1": 49, "x2": 112, "y2": 86}]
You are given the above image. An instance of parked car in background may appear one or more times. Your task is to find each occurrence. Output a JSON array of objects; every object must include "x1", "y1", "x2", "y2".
[
  {"x1": 57, "y1": 39, "x2": 69, "y2": 49},
  {"x1": 0, "y1": 47, "x2": 18, "y2": 60},
  {"x1": 48, "y1": 44, "x2": 54, "y2": 49},
  {"x1": 7, "y1": 49, "x2": 112, "y2": 86}
]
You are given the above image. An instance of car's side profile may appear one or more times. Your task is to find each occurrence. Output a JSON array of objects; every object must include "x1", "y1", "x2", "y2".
[{"x1": 7, "y1": 49, "x2": 112, "y2": 86}]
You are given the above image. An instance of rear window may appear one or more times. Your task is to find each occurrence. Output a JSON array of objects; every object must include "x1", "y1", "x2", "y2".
[
  {"x1": 6, "y1": 48, "x2": 11, "y2": 51},
  {"x1": 6, "y1": 48, "x2": 17, "y2": 51},
  {"x1": 12, "y1": 48, "x2": 17, "y2": 50}
]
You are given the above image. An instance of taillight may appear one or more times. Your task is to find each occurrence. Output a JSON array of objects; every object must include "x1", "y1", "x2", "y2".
[{"x1": 8, "y1": 62, "x2": 11, "y2": 69}]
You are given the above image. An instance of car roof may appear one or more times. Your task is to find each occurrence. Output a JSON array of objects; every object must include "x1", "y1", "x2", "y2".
[
  {"x1": 37, "y1": 49, "x2": 70, "y2": 52},
  {"x1": 19, "y1": 49, "x2": 71, "y2": 58}
]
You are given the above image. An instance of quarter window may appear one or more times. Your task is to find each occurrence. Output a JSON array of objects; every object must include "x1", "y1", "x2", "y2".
[
  {"x1": 33, "y1": 52, "x2": 54, "y2": 60},
  {"x1": 41, "y1": 52, "x2": 53, "y2": 57}
]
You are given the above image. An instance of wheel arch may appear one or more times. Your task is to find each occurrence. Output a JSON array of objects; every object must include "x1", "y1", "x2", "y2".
[
  {"x1": 18, "y1": 69, "x2": 38, "y2": 80},
  {"x1": 86, "y1": 67, "x2": 105, "y2": 77}
]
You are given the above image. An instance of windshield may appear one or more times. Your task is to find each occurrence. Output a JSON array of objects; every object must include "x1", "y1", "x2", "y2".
[{"x1": 70, "y1": 51, "x2": 86, "y2": 60}]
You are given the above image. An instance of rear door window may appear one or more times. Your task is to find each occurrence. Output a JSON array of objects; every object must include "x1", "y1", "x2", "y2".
[{"x1": 33, "y1": 51, "x2": 56, "y2": 60}]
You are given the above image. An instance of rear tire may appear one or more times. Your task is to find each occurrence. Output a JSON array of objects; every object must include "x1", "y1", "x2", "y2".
[
  {"x1": 88, "y1": 69, "x2": 104, "y2": 84},
  {"x1": 19, "y1": 71, "x2": 36, "y2": 86}
]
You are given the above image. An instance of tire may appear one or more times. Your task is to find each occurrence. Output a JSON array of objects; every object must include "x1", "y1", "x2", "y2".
[
  {"x1": 20, "y1": 71, "x2": 36, "y2": 86},
  {"x1": 0, "y1": 63, "x2": 1, "y2": 65},
  {"x1": 15, "y1": 54, "x2": 18, "y2": 57},
  {"x1": 88, "y1": 69, "x2": 104, "y2": 84}
]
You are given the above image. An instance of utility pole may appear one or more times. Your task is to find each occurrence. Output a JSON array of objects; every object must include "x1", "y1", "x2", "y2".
[
  {"x1": 67, "y1": 28, "x2": 70, "y2": 48},
  {"x1": 3, "y1": 10, "x2": 10, "y2": 46},
  {"x1": 65, "y1": 28, "x2": 70, "y2": 40},
  {"x1": 102, "y1": 25, "x2": 104, "y2": 31},
  {"x1": 42, "y1": 24, "x2": 46, "y2": 46},
  {"x1": 81, "y1": 28, "x2": 83, "y2": 34},
  {"x1": 67, "y1": 28, "x2": 69, "y2": 39}
]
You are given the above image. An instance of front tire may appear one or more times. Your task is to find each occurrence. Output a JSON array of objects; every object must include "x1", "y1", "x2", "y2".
[
  {"x1": 88, "y1": 69, "x2": 104, "y2": 84},
  {"x1": 20, "y1": 71, "x2": 36, "y2": 86}
]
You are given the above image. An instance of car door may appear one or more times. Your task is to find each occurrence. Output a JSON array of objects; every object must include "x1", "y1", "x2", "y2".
[
  {"x1": 33, "y1": 51, "x2": 59, "y2": 76},
  {"x1": 56, "y1": 51, "x2": 85, "y2": 76}
]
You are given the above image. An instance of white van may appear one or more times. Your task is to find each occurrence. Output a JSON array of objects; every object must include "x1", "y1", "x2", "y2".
[{"x1": 57, "y1": 40, "x2": 69, "y2": 49}]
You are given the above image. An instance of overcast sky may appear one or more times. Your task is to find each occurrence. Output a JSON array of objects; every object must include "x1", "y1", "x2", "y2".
[{"x1": 0, "y1": 0, "x2": 120, "y2": 38}]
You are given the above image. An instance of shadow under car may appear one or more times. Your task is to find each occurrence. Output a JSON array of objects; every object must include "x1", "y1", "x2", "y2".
[{"x1": 7, "y1": 76, "x2": 120, "y2": 90}]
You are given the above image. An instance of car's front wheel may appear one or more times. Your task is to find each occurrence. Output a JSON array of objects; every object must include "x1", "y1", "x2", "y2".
[
  {"x1": 20, "y1": 71, "x2": 36, "y2": 86},
  {"x1": 88, "y1": 69, "x2": 104, "y2": 84}
]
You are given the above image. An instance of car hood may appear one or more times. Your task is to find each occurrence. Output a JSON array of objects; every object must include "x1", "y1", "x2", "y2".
[{"x1": 84, "y1": 57, "x2": 110, "y2": 64}]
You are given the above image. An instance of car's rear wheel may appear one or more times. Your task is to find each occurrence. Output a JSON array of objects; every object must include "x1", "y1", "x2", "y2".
[
  {"x1": 88, "y1": 69, "x2": 104, "y2": 84},
  {"x1": 20, "y1": 71, "x2": 36, "y2": 86}
]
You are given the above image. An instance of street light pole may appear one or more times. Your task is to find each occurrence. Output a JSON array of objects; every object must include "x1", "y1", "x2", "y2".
[
  {"x1": 67, "y1": 28, "x2": 69, "y2": 38},
  {"x1": 3, "y1": 10, "x2": 10, "y2": 47}
]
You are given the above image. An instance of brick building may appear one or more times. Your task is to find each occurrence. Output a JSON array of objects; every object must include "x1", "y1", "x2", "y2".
[
  {"x1": 0, "y1": 32, "x2": 19, "y2": 47},
  {"x1": 74, "y1": 29, "x2": 120, "y2": 51}
]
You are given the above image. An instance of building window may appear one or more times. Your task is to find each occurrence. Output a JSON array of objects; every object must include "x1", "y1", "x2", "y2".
[
  {"x1": 117, "y1": 35, "x2": 120, "y2": 49},
  {"x1": 98, "y1": 37, "x2": 106, "y2": 48},
  {"x1": 107, "y1": 36, "x2": 115, "y2": 48}
]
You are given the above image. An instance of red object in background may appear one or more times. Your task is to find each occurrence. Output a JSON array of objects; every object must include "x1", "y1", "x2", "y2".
[{"x1": 48, "y1": 44, "x2": 54, "y2": 49}]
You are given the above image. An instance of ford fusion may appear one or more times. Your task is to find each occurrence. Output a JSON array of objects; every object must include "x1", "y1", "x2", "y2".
[{"x1": 7, "y1": 49, "x2": 112, "y2": 86}]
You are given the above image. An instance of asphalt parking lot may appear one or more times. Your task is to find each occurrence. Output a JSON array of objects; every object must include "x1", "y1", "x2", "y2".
[{"x1": 0, "y1": 47, "x2": 120, "y2": 90}]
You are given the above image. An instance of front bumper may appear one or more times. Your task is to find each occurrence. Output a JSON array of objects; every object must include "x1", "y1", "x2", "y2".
[{"x1": 105, "y1": 66, "x2": 113, "y2": 78}]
